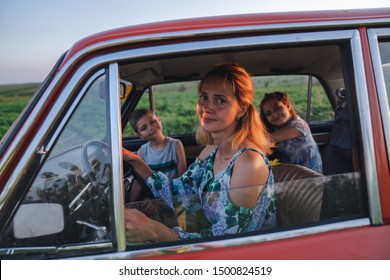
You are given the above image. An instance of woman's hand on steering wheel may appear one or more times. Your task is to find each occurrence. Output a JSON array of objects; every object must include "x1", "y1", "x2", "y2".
[{"x1": 122, "y1": 148, "x2": 140, "y2": 162}]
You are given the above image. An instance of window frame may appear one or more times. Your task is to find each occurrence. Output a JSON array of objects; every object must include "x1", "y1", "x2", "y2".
[
  {"x1": 368, "y1": 28, "x2": 390, "y2": 168},
  {"x1": 114, "y1": 30, "x2": 378, "y2": 249},
  {"x1": 0, "y1": 64, "x2": 127, "y2": 257}
]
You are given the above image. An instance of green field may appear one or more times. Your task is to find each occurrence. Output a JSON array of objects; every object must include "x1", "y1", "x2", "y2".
[
  {"x1": 0, "y1": 77, "x2": 334, "y2": 140},
  {"x1": 123, "y1": 76, "x2": 334, "y2": 137},
  {"x1": 0, "y1": 83, "x2": 40, "y2": 139}
]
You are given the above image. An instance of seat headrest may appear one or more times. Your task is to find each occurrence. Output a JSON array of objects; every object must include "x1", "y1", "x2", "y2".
[{"x1": 273, "y1": 163, "x2": 323, "y2": 183}]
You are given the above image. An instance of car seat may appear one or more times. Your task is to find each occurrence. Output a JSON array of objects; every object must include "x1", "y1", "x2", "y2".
[{"x1": 272, "y1": 163, "x2": 324, "y2": 226}]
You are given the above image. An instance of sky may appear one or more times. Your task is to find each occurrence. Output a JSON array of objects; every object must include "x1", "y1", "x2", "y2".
[{"x1": 0, "y1": 0, "x2": 389, "y2": 85}]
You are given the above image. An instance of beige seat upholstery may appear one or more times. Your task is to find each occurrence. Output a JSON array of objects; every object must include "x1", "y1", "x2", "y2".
[{"x1": 272, "y1": 163, "x2": 325, "y2": 226}]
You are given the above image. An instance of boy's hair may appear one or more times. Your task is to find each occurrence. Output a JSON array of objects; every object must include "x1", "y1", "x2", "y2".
[
  {"x1": 259, "y1": 91, "x2": 297, "y2": 131},
  {"x1": 129, "y1": 108, "x2": 155, "y2": 133}
]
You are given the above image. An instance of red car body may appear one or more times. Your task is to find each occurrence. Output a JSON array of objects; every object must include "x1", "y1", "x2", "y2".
[{"x1": 0, "y1": 8, "x2": 389, "y2": 259}]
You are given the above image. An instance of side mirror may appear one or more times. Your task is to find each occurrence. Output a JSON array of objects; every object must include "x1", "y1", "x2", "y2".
[
  {"x1": 13, "y1": 203, "x2": 64, "y2": 239},
  {"x1": 99, "y1": 79, "x2": 132, "y2": 102},
  {"x1": 120, "y1": 80, "x2": 132, "y2": 101}
]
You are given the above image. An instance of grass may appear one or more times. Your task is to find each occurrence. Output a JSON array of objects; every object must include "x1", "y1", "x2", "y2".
[
  {"x1": 0, "y1": 83, "x2": 41, "y2": 97},
  {"x1": 0, "y1": 76, "x2": 334, "y2": 140},
  {"x1": 0, "y1": 83, "x2": 40, "y2": 139}
]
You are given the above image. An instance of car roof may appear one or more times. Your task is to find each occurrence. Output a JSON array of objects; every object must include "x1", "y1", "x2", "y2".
[{"x1": 61, "y1": 8, "x2": 390, "y2": 68}]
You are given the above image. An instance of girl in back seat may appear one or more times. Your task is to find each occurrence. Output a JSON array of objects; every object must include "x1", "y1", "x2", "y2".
[{"x1": 260, "y1": 91, "x2": 323, "y2": 173}]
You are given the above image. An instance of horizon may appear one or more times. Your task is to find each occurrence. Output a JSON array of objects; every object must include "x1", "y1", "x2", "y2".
[{"x1": 0, "y1": 0, "x2": 389, "y2": 85}]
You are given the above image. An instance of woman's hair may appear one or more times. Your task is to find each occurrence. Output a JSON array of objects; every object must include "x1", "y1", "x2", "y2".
[
  {"x1": 196, "y1": 63, "x2": 274, "y2": 155},
  {"x1": 259, "y1": 91, "x2": 297, "y2": 131},
  {"x1": 129, "y1": 108, "x2": 155, "y2": 133}
]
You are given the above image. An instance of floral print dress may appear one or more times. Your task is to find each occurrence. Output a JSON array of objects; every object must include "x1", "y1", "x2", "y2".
[{"x1": 145, "y1": 147, "x2": 277, "y2": 240}]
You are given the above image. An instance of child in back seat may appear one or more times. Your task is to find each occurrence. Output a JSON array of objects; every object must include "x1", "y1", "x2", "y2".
[
  {"x1": 260, "y1": 91, "x2": 323, "y2": 173},
  {"x1": 130, "y1": 108, "x2": 187, "y2": 179}
]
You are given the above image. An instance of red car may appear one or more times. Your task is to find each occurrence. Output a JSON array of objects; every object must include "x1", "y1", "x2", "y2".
[{"x1": 0, "y1": 8, "x2": 389, "y2": 259}]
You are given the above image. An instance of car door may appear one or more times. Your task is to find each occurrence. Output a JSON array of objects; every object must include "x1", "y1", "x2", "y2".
[{"x1": 0, "y1": 66, "x2": 126, "y2": 258}]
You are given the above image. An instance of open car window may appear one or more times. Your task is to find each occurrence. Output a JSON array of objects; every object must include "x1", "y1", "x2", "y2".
[
  {"x1": 118, "y1": 34, "x2": 371, "y2": 251},
  {"x1": 122, "y1": 75, "x2": 333, "y2": 138},
  {"x1": 122, "y1": 81, "x2": 199, "y2": 138}
]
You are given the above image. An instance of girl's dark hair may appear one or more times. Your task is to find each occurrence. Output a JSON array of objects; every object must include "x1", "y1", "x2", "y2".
[{"x1": 259, "y1": 91, "x2": 297, "y2": 131}]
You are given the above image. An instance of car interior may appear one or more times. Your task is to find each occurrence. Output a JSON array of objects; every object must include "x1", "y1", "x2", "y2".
[
  {"x1": 120, "y1": 44, "x2": 347, "y2": 162},
  {"x1": 119, "y1": 41, "x2": 365, "y2": 237}
]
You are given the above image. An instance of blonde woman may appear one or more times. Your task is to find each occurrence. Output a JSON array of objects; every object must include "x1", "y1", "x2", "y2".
[{"x1": 123, "y1": 63, "x2": 276, "y2": 242}]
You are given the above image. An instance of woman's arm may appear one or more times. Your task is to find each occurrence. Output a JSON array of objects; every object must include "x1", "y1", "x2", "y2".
[
  {"x1": 175, "y1": 140, "x2": 187, "y2": 177},
  {"x1": 125, "y1": 208, "x2": 178, "y2": 242},
  {"x1": 229, "y1": 150, "x2": 269, "y2": 208},
  {"x1": 122, "y1": 148, "x2": 153, "y2": 179}
]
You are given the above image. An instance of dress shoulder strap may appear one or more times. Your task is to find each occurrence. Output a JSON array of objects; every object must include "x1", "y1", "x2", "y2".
[
  {"x1": 229, "y1": 147, "x2": 266, "y2": 164},
  {"x1": 228, "y1": 147, "x2": 271, "y2": 170}
]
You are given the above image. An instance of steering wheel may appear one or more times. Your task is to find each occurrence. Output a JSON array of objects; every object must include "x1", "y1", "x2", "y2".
[
  {"x1": 123, "y1": 161, "x2": 178, "y2": 228},
  {"x1": 123, "y1": 161, "x2": 156, "y2": 203},
  {"x1": 81, "y1": 141, "x2": 177, "y2": 229},
  {"x1": 81, "y1": 140, "x2": 112, "y2": 188},
  {"x1": 63, "y1": 140, "x2": 113, "y2": 241},
  {"x1": 81, "y1": 140, "x2": 154, "y2": 201}
]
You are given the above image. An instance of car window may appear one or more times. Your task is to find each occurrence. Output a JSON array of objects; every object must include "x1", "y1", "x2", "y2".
[
  {"x1": 253, "y1": 75, "x2": 333, "y2": 123},
  {"x1": 117, "y1": 37, "x2": 370, "y2": 250},
  {"x1": 0, "y1": 72, "x2": 114, "y2": 250},
  {"x1": 370, "y1": 32, "x2": 390, "y2": 175},
  {"x1": 377, "y1": 39, "x2": 390, "y2": 176},
  {"x1": 379, "y1": 41, "x2": 390, "y2": 108},
  {"x1": 123, "y1": 75, "x2": 332, "y2": 139},
  {"x1": 124, "y1": 171, "x2": 365, "y2": 246},
  {"x1": 123, "y1": 81, "x2": 199, "y2": 137}
]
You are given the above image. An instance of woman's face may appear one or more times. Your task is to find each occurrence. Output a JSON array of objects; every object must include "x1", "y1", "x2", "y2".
[
  {"x1": 262, "y1": 99, "x2": 292, "y2": 127},
  {"x1": 197, "y1": 76, "x2": 244, "y2": 136}
]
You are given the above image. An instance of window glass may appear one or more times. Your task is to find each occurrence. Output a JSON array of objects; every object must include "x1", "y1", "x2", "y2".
[
  {"x1": 123, "y1": 75, "x2": 332, "y2": 138},
  {"x1": 378, "y1": 40, "x2": 390, "y2": 170},
  {"x1": 310, "y1": 78, "x2": 335, "y2": 122},
  {"x1": 123, "y1": 81, "x2": 199, "y2": 137},
  {"x1": 1, "y1": 73, "x2": 113, "y2": 248},
  {"x1": 124, "y1": 171, "x2": 365, "y2": 246},
  {"x1": 119, "y1": 45, "x2": 365, "y2": 248},
  {"x1": 379, "y1": 41, "x2": 390, "y2": 109},
  {"x1": 253, "y1": 75, "x2": 333, "y2": 123}
]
